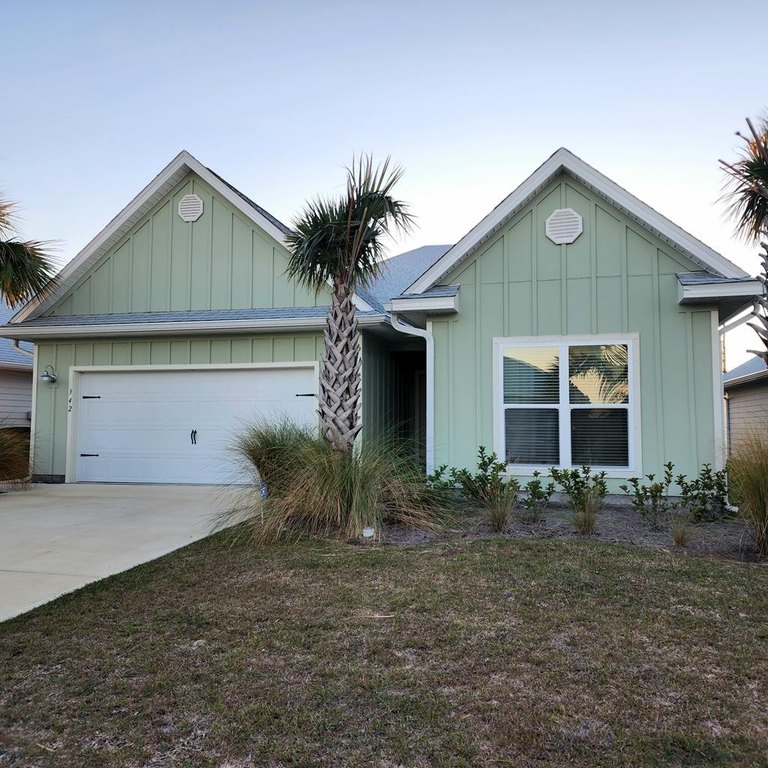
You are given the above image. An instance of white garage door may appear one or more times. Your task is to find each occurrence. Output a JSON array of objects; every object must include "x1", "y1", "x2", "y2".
[{"x1": 73, "y1": 366, "x2": 317, "y2": 484}]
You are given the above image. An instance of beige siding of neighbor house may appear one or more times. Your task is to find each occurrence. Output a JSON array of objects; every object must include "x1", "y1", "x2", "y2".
[
  {"x1": 0, "y1": 370, "x2": 33, "y2": 428},
  {"x1": 0, "y1": 370, "x2": 32, "y2": 427},
  {"x1": 727, "y1": 380, "x2": 768, "y2": 451}
]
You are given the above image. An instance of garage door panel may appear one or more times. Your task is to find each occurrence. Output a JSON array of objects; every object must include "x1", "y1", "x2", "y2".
[{"x1": 74, "y1": 367, "x2": 316, "y2": 484}]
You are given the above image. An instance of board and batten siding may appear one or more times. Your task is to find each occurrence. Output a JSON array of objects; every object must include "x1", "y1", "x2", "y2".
[
  {"x1": 47, "y1": 173, "x2": 327, "y2": 317},
  {"x1": 430, "y1": 175, "x2": 718, "y2": 487},
  {"x1": 362, "y1": 332, "x2": 399, "y2": 442},
  {"x1": 727, "y1": 381, "x2": 768, "y2": 451},
  {"x1": 33, "y1": 334, "x2": 324, "y2": 477},
  {"x1": 0, "y1": 370, "x2": 33, "y2": 428}
]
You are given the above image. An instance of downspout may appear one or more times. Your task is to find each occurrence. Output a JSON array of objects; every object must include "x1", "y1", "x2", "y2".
[
  {"x1": 390, "y1": 312, "x2": 435, "y2": 475},
  {"x1": 12, "y1": 339, "x2": 33, "y2": 357}
]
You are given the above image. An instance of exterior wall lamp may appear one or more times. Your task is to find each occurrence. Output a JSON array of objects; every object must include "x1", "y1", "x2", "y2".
[{"x1": 39, "y1": 365, "x2": 57, "y2": 384}]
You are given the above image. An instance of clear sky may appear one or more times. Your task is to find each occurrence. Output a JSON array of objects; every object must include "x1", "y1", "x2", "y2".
[{"x1": 3, "y1": 0, "x2": 765, "y2": 366}]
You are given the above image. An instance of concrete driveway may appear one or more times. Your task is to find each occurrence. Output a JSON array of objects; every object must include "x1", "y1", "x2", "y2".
[{"x1": 0, "y1": 484, "x2": 238, "y2": 622}]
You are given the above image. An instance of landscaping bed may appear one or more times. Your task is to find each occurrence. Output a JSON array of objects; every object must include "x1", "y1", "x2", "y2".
[
  {"x1": 1, "y1": 534, "x2": 766, "y2": 767},
  {"x1": 385, "y1": 497, "x2": 762, "y2": 561}
]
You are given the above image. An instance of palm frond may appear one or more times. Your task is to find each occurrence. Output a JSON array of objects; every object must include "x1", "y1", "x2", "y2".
[
  {"x1": 720, "y1": 116, "x2": 768, "y2": 243},
  {"x1": 0, "y1": 239, "x2": 58, "y2": 307},
  {"x1": 0, "y1": 194, "x2": 59, "y2": 307},
  {"x1": 285, "y1": 155, "x2": 414, "y2": 293}
]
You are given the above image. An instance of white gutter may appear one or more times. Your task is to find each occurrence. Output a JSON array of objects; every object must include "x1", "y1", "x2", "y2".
[
  {"x1": 12, "y1": 339, "x2": 33, "y2": 357},
  {"x1": 390, "y1": 312, "x2": 435, "y2": 474},
  {"x1": 719, "y1": 307, "x2": 754, "y2": 334},
  {"x1": 389, "y1": 293, "x2": 459, "y2": 314},
  {"x1": 1, "y1": 314, "x2": 386, "y2": 340}
]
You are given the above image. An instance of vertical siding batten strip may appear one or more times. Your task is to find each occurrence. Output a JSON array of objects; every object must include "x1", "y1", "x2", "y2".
[
  {"x1": 531, "y1": 197, "x2": 538, "y2": 335},
  {"x1": 590, "y1": 201, "x2": 598, "y2": 334},
  {"x1": 684, "y1": 311, "x2": 697, "y2": 468},
  {"x1": 652, "y1": 250, "x2": 665, "y2": 465},
  {"x1": 559, "y1": 183, "x2": 567, "y2": 335},
  {"x1": 621, "y1": 223, "x2": 629, "y2": 332}
]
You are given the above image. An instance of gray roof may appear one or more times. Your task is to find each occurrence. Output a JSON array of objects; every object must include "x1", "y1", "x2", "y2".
[
  {"x1": 0, "y1": 305, "x2": 33, "y2": 368},
  {"x1": 724, "y1": 354, "x2": 768, "y2": 385},
  {"x1": 368, "y1": 245, "x2": 452, "y2": 305},
  {"x1": 6, "y1": 306, "x2": 382, "y2": 329},
  {"x1": 677, "y1": 271, "x2": 757, "y2": 286},
  {"x1": 399, "y1": 284, "x2": 460, "y2": 299}
]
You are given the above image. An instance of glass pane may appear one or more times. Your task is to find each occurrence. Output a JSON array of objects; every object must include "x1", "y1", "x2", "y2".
[
  {"x1": 571, "y1": 408, "x2": 629, "y2": 467},
  {"x1": 505, "y1": 409, "x2": 559, "y2": 465},
  {"x1": 569, "y1": 344, "x2": 629, "y2": 404},
  {"x1": 503, "y1": 347, "x2": 559, "y2": 404}
]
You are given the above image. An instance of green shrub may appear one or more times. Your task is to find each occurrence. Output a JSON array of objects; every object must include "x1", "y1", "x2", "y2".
[
  {"x1": 429, "y1": 447, "x2": 519, "y2": 531},
  {"x1": 226, "y1": 421, "x2": 451, "y2": 543},
  {"x1": 519, "y1": 471, "x2": 555, "y2": 522},
  {"x1": 550, "y1": 466, "x2": 607, "y2": 535},
  {"x1": 0, "y1": 428, "x2": 30, "y2": 482},
  {"x1": 676, "y1": 464, "x2": 729, "y2": 521},
  {"x1": 620, "y1": 462, "x2": 680, "y2": 531},
  {"x1": 450, "y1": 446, "x2": 507, "y2": 504},
  {"x1": 728, "y1": 435, "x2": 768, "y2": 557}
]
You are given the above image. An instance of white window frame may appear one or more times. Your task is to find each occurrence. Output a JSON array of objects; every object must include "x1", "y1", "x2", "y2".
[{"x1": 492, "y1": 334, "x2": 641, "y2": 478}]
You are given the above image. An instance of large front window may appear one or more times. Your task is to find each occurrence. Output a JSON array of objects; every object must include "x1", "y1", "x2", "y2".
[{"x1": 496, "y1": 336, "x2": 637, "y2": 472}]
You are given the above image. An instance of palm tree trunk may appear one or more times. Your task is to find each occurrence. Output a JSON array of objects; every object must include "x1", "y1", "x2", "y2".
[{"x1": 320, "y1": 279, "x2": 362, "y2": 451}]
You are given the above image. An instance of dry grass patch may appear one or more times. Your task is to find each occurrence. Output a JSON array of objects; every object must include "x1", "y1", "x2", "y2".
[{"x1": 1, "y1": 536, "x2": 767, "y2": 767}]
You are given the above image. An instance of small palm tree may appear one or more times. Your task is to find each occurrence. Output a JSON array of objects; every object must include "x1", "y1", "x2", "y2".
[
  {"x1": 721, "y1": 117, "x2": 768, "y2": 367},
  {"x1": 720, "y1": 116, "x2": 768, "y2": 243},
  {"x1": 0, "y1": 197, "x2": 57, "y2": 307},
  {"x1": 286, "y1": 156, "x2": 414, "y2": 452}
]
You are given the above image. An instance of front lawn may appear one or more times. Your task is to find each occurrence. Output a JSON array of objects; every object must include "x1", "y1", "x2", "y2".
[{"x1": 1, "y1": 535, "x2": 766, "y2": 767}]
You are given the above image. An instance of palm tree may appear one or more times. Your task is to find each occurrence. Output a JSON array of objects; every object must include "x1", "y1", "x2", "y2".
[
  {"x1": 0, "y1": 197, "x2": 57, "y2": 307},
  {"x1": 720, "y1": 117, "x2": 768, "y2": 367},
  {"x1": 720, "y1": 116, "x2": 768, "y2": 243},
  {"x1": 286, "y1": 156, "x2": 414, "y2": 452}
]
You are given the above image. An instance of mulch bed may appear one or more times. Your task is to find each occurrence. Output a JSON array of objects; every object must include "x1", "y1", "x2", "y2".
[{"x1": 384, "y1": 497, "x2": 762, "y2": 561}]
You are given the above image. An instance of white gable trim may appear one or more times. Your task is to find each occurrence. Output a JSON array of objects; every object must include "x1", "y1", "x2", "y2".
[
  {"x1": 406, "y1": 148, "x2": 748, "y2": 294},
  {"x1": 12, "y1": 151, "x2": 373, "y2": 323}
]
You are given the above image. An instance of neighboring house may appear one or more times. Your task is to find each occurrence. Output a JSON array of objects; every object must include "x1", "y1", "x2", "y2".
[
  {"x1": 724, "y1": 355, "x2": 768, "y2": 451},
  {"x1": 0, "y1": 148, "x2": 761, "y2": 488},
  {"x1": 0, "y1": 305, "x2": 33, "y2": 428}
]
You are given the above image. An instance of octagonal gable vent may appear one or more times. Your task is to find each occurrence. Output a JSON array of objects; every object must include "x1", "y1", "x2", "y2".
[
  {"x1": 178, "y1": 194, "x2": 204, "y2": 223},
  {"x1": 545, "y1": 208, "x2": 583, "y2": 244}
]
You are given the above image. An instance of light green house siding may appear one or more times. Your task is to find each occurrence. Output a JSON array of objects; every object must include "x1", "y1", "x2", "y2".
[
  {"x1": 430, "y1": 175, "x2": 717, "y2": 486},
  {"x1": 33, "y1": 334, "x2": 325, "y2": 477},
  {"x1": 362, "y1": 332, "x2": 399, "y2": 442},
  {"x1": 31, "y1": 170, "x2": 337, "y2": 479},
  {"x1": 48, "y1": 173, "x2": 327, "y2": 317}
]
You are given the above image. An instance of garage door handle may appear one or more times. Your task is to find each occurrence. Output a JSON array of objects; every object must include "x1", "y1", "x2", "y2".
[
  {"x1": 295, "y1": 393, "x2": 316, "y2": 397},
  {"x1": 80, "y1": 453, "x2": 99, "y2": 457},
  {"x1": 191, "y1": 429, "x2": 197, "y2": 445}
]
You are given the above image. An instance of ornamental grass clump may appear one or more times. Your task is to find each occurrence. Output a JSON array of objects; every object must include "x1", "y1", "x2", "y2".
[
  {"x1": 728, "y1": 433, "x2": 768, "y2": 557},
  {"x1": 0, "y1": 427, "x2": 29, "y2": 482},
  {"x1": 225, "y1": 421, "x2": 451, "y2": 544},
  {"x1": 550, "y1": 466, "x2": 607, "y2": 535}
]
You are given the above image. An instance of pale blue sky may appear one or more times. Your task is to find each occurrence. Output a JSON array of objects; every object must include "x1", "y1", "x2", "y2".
[{"x1": 3, "y1": 0, "x2": 764, "y2": 364}]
